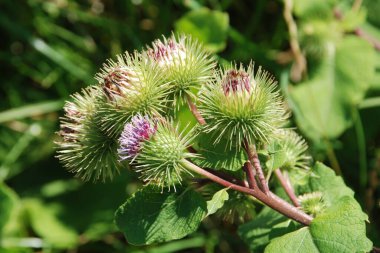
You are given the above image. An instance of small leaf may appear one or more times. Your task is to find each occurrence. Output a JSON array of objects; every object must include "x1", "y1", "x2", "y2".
[
  {"x1": 175, "y1": 8, "x2": 229, "y2": 53},
  {"x1": 206, "y1": 188, "x2": 229, "y2": 215},
  {"x1": 265, "y1": 197, "x2": 373, "y2": 253},
  {"x1": 265, "y1": 142, "x2": 287, "y2": 171},
  {"x1": 115, "y1": 186, "x2": 207, "y2": 245}
]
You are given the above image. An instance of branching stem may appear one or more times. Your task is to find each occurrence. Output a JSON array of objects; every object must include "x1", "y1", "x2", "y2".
[
  {"x1": 243, "y1": 161, "x2": 258, "y2": 189},
  {"x1": 243, "y1": 139, "x2": 269, "y2": 194},
  {"x1": 185, "y1": 94, "x2": 206, "y2": 125},
  {"x1": 274, "y1": 169, "x2": 300, "y2": 207},
  {"x1": 181, "y1": 159, "x2": 312, "y2": 226}
]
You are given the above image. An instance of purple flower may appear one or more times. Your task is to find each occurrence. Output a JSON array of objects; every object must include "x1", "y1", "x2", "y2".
[
  {"x1": 118, "y1": 115, "x2": 156, "y2": 161},
  {"x1": 147, "y1": 38, "x2": 186, "y2": 66},
  {"x1": 222, "y1": 69, "x2": 252, "y2": 95}
]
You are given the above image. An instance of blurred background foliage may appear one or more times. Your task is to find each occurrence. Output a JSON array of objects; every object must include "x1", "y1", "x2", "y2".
[{"x1": 0, "y1": 0, "x2": 379, "y2": 252}]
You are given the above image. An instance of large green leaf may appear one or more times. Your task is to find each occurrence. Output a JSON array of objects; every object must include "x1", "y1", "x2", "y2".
[
  {"x1": 290, "y1": 36, "x2": 376, "y2": 140},
  {"x1": 265, "y1": 196, "x2": 372, "y2": 253},
  {"x1": 115, "y1": 186, "x2": 207, "y2": 245},
  {"x1": 175, "y1": 8, "x2": 229, "y2": 53}
]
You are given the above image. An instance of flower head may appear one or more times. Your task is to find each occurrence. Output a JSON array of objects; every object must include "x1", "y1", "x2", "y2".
[
  {"x1": 147, "y1": 37, "x2": 187, "y2": 67},
  {"x1": 95, "y1": 52, "x2": 169, "y2": 138},
  {"x1": 199, "y1": 63, "x2": 289, "y2": 149},
  {"x1": 118, "y1": 115, "x2": 156, "y2": 160},
  {"x1": 100, "y1": 65, "x2": 138, "y2": 101},
  {"x1": 222, "y1": 69, "x2": 252, "y2": 95},
  {"x1": 144, "y1": 34, "x2": 216, "y2": 103},
  {"x1": 118, "y1": 115, "x2": 197, "y2": 190},
  {"x1": 56, "y1": 86, "x2": 121, "y2": 182},
  {"x1": 269, "y1": 129, "x2": 311, "y2": 171}
]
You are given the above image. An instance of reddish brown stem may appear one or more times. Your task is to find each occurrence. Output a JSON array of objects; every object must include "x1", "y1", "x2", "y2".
[
  {"x1": 186, "y1": 94, "x2": 206, "y2": 125},
  {"x1": 274, "y1": 169, "x2": 300, "y2": 207},
  {"x1": 355, "y1": 28, "x2": 380, "y2": 51},
  {"x1": 283, "y1": 0, "x2": 307, "y2": 82},
  {"x1": 182, "y1": 159, "x2": 312, "y2": 226},
  {"x1": 205, "y1": 168, "x2": 248, "y2": 187},
  {"x1": 334, "y1": 8, "x2": 380, "y2": 52},
  {"x1": 243, "y1": 161, "x2": 258, "y2": 190},
  {"x1": 243, "y1": 139, "x2": 269, "y2": 194}
]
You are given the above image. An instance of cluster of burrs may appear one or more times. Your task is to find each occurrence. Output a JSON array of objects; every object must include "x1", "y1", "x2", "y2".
[{"x1": 57, "y1": 34, "x2": 323, "y2": 223}]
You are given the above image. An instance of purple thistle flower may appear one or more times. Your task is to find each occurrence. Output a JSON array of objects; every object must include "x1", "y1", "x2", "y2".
[
  {"x1": 118, "y1": 115, "x2": 156, "y2": 161},
  {"x1": 222, "y1": 69, "x2": 252, "y2": 95}
]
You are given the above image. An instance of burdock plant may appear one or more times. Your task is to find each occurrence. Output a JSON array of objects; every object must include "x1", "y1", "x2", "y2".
[{"x1": 56, "y1": 34, "x2": 373, "y2": 252}]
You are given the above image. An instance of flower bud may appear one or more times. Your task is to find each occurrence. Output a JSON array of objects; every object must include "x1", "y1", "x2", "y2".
[
  {"x1": 144, "y1": 35, "x2": 216, "y2": 102},
  {"x1": 270, "y1": 129, "x2": 311, "y2": 171},
  {"x1": 118, "y1": 115, "x2": 196, "y2": 190},
  {"x1": 147, "y1": 38, "x2": 187, "y2": 67},
  {"x1": 298, "y1": 192, "x2": 326, "y2": 217},
  {"x1": 95, "y1": 52, "x2": 170, "y2": 137},
  {"x1": 56, "y1": 86, "x2": 121, "y2": 182},
  {"x1": 199, "y1": 63, "x2": 289, "y2": 149},
  {"x1": 98, "y1": 63, "x2": 138, "y2": 102}
]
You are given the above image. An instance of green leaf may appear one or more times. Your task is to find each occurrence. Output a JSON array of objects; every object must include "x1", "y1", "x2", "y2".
[
  {"x1": 24, "y1": 198, "x2": 78, "y2": 248},
  {"x1": 299, "y1": 162, "x2": 354, "y2": 206},
  {"x1": 115, "y1": 186, "x2": 207, "y2": 245},
  {"x1": 265, "y1": 142, "x2": 287, "y2": 171},
  {"x1": 238, "y1": 206, "x2": 297, "y2": 252},
  {"x1": 290, "y1": 36, "x2": 376, "y2": 140},
  {"x1": 293, "y1": 0, "x2": 336, "y2": 19},
  {"x1": 266, "y1": 227, "x2": 318, "y2": 253},
  {"x1": 175, "y1": 8, "x2": 229, "y2": 53},
  {"x1": 206, "y1": 188, "x2": 229, "y2": 215},
  {"x1": 265, "y1": 196, "x2": 372, "y2": 253},
  {"x1": 0, "y1": 184, "x2": 18, "y2": 234},
  {"x1": 194, "y1": 133, "x2": 246, "y2": 171}
]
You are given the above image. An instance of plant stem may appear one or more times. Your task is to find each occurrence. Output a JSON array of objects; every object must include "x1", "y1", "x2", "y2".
[
  {"x1": 243, "y1": 139, "x2": 269, "y2": 194},
  {"x1": 274, "y1": 169, "x2": 300, "y2": 207},
  {"x1": 354, "y1": 28, "x2": 380, "y2": 51},
  {"x1": 352, "y1": 108, "x2": 367, "y2": 192},
  {"x1": 324, "y1": 139, "x2": 342, "y2": 175},
  {"x1": 352, "y1": 0, "x2": 363, "y2": 11},
  {"x1": 283, "y1": 0, "x2": 307, "y2": 82},
  {"x1": 243, "y1": 161, "x2": 258, "y2": 189},
  {"x1": 334, "y1": 8, "x2": 380, "y2": 52},
  {"x1": 181, "y1": 159, "x2": 312, "y2": 226},
  {"x1": 204, "y1": 167, "x2": 248, "y2": 187},
  {"x1": 185, "y1": 94, "x2": 206, "y2": 125}
]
